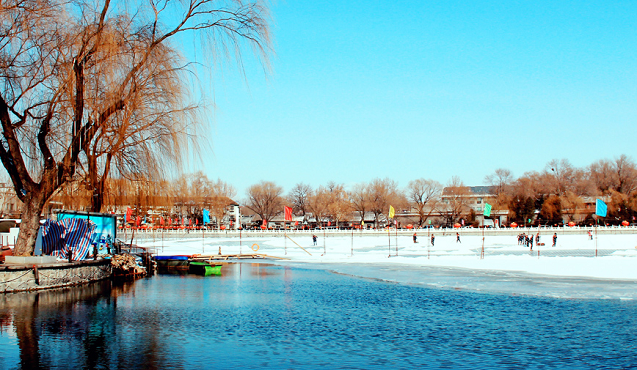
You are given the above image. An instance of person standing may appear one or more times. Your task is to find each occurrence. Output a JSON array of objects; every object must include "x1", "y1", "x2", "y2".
[
  {"x1": 312, "y1": 234, "x2": 317, "y2": 246},
  {"x1": 413, "y1": 233, "x2": 417, "y2": 243},
  {"x1": 588, "y1": 230, "x2": 593, "y2": 240},
  {"x1": 431, "y1": 234, "x2": 435, "y2": 246},
  {"x1": 456, "y1": 232, "x2": 461, "y2": 243},
  {"x1": 552, "y1": 233, "x2": 557, "y2": 247}
]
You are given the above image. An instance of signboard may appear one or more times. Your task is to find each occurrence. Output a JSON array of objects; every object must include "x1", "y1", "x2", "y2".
[{"x1": 57, "y1": 211, "x2": 117, "y2": 254}]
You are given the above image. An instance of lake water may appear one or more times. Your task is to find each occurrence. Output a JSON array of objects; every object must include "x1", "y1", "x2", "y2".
[{"x1": 1, "y1": 262, "x2": 637, "y2": 369}]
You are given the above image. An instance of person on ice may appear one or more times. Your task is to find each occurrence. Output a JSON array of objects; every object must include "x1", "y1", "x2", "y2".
[
  {"x1": 431, "y1": 234, "x2": 435, "y2": 246},
  {"x1": 456, "y1": 232, "x2": 461, "y2": 243},
  {"x1": 413, "y1": 233, "x2": 417, "y2": 243},
  {"x1": 552, "y1": 233, "x2": 557, "y2": 247},
  {"x1": 312, "y1": 234, "x2": 317, "y2": 246}
]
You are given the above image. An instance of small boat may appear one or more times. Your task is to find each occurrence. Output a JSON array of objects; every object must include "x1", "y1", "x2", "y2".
[
  {"x1": 188, "y1": 261, "x2": 222, "y2": 276},
  {"x1": 155, "y1": 255, "x2": 190, "y2": 271}
]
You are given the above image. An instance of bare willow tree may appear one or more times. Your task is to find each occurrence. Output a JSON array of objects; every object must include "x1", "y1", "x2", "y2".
[
  {"x1": 245, "y1": 181, "x2": 283, "y2": 224},
  {"x1": 307, "y1": 186, "x2": 330, "y2": 228},
  {"x1": 407, "y1": 178, "x2": 441, "y2": 227},
  {"x1": 0, "y1": 0, "x2": 272, "y2": 255}
]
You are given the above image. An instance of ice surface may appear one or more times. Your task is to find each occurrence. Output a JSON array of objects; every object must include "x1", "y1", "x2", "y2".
[{"x1": 138, "y1": 232, "x2": 637, "y2": 299}]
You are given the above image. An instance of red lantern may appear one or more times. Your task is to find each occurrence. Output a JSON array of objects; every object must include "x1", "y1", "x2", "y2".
[
  {"x1": 454, "y1": 223, "x2": 461, "y2": 228},
  {"x1": 568, "y1": 221, "x2": 575, "y2": 227},
  {"x1": 622, "y1": 220, "x2": 629, "y2": 226},
  {"x1": 220, "y1": 225, "x2": 226, "y2": 230},
  {"x1": 510, "y1": 222, "x2": 518, "y2": 228},
  {"x1": 406, "y1": 224, "x2": 413, "y2": 229}
]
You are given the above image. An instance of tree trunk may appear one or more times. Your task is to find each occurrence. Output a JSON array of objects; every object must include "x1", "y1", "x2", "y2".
[{"x1": 14, "y1": 193, "x2": 47, "y2": 256}]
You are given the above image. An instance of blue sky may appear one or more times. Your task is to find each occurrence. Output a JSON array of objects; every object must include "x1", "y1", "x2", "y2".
[{"x1": 192, "y1": 0, "x2": 637, "y2": 198}]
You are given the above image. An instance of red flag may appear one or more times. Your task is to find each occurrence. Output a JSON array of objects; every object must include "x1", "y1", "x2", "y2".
[
  {"x1": 295, "y1": 221, "x2": 298, "y2": 226},
  {"x1": 126, "y1": 207, "x2": 132, "y2": 223},
  {"x1": 189, "y1": 218, "x2": 192, "y2": 226},
  {"x1": 262, "y1": 220, "x2": 267, "y2": 226},
  {"x1": 328, "y1": 221, "x2": 331, "y2": 227},
  {"x1": 136, "y1": 216, "x2": 141, "y2": 226},
  {"x1": 168, "y1": 218, "x2": 172, "y2": 225},
  {"x1": 196, "y1": 219, "x2": 198, "y2": 225},
  {"x1": 284, "y1": 206, "x2": 293, "y2": 221},
  {"x1": 160, "y1": 217, "x2": 165, "y2": 225}
]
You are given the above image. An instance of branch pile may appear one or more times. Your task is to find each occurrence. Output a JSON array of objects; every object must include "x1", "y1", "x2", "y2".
[{"x1": 111, "y1": 254, "x2": 146, "y2": 276}]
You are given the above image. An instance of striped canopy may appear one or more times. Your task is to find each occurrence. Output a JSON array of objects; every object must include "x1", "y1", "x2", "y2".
[{"x1": 42, "y1": 218, "x2": 97, "y2": 261}]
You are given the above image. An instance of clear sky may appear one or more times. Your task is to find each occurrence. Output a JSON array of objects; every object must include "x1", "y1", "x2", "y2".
[{"x1": 192, "y1": 0, "x2": 637, "y2": 198}]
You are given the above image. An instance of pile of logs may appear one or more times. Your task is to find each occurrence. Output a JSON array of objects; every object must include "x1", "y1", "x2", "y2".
[{"x1": 111, "y1": 254, "x2": 146, "y2": 277}]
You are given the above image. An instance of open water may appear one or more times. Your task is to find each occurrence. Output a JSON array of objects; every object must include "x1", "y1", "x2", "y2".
[{"x1": 1, "y1": 262, "x2": 637, "y2": 369}]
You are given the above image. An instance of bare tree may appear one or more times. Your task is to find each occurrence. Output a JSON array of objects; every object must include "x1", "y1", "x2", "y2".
[
  {"x1": 368, "y1": 178, "x2": 404, "y2": 227},
  {"x1": 484, "y1": 168, "x2": 513, "y2": 197},
  {"x1": 349, "y1": 183, "x2": 370, "y2": 227},
  {"x1": 288, "y1": 183, "x2": 312, "y2": 216},
  {"x1": 0, "y1": 0, "x2": 272, "y2": 255},
  {"x1": 440, "y1": 176, "x2": 471, "y2": 226},
  {"x1": 325, "y1": 183, "x2": 351, "y2": 228},
  {"x1": 307, "y1": 186, "x2": 330, "y2": 228},
  {"x1": 208, "y1": 179, "x2": 236, "y2": 229},
  {"x1": 245, "y1": 181, "x2": 283, "y2": 224},
  {"x1": 406, "y1": 178, "x2": 441, "y2": 227}
]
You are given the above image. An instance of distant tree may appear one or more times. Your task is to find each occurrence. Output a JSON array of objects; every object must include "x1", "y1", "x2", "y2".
[
  {"x1": 368, "y1": 178, "x2": 404, "y2": 227},
  {"x1": 539, "y1": 195, "x2": 562, "y2": 225},
  {"x1": 307, "y1": 186, "x2": 330, "y2": 228},
  {"x1": 288, "y1": 183, "x2": 312, "y2": 216},
  {"x1": 207, "y1": 179, "x2": 237, "y2": 229},
  {"x1": 245, "y1": 181, "x2": 283, "y2": 224},
  {"x1": 325, "y1": 183, "x2": 352, "y2": 228},
  {"x1": 440, "y1": 176, "x2": 471, "y2": 226},
  {"x1": 406, "y1": 178, "x2": 442, "y2": 227},
  {"x1": 350, "y1": 183, "x2": 371, "y2": 227},
  {"x1": 484, "y1": 168, "x2": 513, "y2": 197}
]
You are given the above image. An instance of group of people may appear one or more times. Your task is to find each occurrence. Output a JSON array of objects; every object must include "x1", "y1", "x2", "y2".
[{"x1": 517, "y1": 232, "x2": 558, "y2": 248}]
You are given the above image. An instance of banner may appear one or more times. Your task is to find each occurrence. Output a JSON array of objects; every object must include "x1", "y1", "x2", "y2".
[
  {"x1": 284, "y1": 206, "x2": 293, "y2": 221},
  {"x1": 389, "y1": 205, "x2": 395, "y2": 219},
  {"x1": 596, "y1": 199, "x2": 607, "y2": 217},
  {"x1": 203, "y1": 209, "x2": 210, "y2": 224},
  {"x1": 483, "y1": 203, "x2": 492, "y2": 217},
  {"x1": 126, "y1": 207, "x2": 132, "y2": 223}
]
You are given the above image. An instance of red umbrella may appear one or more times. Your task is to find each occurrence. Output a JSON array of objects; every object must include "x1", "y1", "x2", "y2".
[
  {"x1": 406, "y1": 224, "x2": 413, "y2": 229},
  {"x1": 622, "y1": 220, "x2": 629, "y2": 226},
  {"x1": 454, "y1": 223, "x2": 461, "y2": 228},
  {"x1": 510, "y1": 222, "x2": 518, "y2": 228},
  {"x1": 568, "y1": 221, "x2": 575, "y2": 227}
]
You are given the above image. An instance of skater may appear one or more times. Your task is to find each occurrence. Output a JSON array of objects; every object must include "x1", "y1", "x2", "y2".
[
  {"x1": 456, "y1": 232, "x2": 461, "y2": 243},
  {"x1": 431, "y1": 234, "x2": 435, "y2": 246},
  {"x1": 413, "y1": 233, "x2": 417, "y2": 243},
  {"x1": 312, "y1": 234, "x2": 317, "y2": 246},
  {"x1": 536, "y1": 233, "x2": 540, "y2": 244},
  {"x1": 529, "y1": 236, "x2": 534, "y2": 250},
  {"x1": 588, "y1": 230, "x2": 593, "y2": 240},
  {"x1": 552, "y1": 233, "x2": 557, "y2": 247}
]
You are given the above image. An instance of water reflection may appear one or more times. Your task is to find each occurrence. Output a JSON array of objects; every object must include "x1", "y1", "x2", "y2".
[
  {"x1": 1, "y1": 262, "x2": 636, "y2": 369},
  {"x1": 0, "y1": 263, "x2": 281, "y2": 369}
]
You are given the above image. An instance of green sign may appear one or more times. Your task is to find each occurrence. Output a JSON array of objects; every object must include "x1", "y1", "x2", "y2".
[
  {"x1": 428, "y1": 219, "x2": 432, "y2": 224},
  {"x1": 483, "y1": 203, "x2": 492, "y2": 217}
]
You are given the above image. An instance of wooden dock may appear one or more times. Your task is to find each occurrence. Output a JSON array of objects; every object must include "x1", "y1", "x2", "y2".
[{"x1": 189, "y1": 253, "x2": 288, "y2": 261}]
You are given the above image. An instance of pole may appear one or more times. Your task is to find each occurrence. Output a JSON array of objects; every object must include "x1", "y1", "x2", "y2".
[
  {"x1": 240, "y1": 227, "x2": 242, "y2": 254},
  {"x1": 395, "y1": 221, "x2": 398, "y2": 256},
  {"x1": 481, "y1": 225, "x2": 485, "y2": 259},
  {"x1": 387, "y1": 226, "x2": 391, "y2": 257},
  {"x1": 351, "y1": 228, "x2": 353, "y2": 256}
]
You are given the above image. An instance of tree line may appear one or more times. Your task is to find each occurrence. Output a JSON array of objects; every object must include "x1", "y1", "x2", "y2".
[{"x1": 241, "y1": 156, "x2": 637, "y2": 228}]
